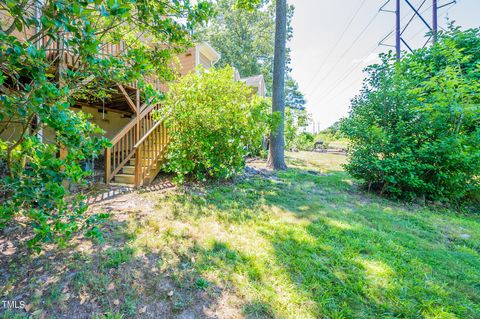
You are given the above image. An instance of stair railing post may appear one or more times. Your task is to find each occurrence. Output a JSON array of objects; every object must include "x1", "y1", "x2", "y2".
[
  {"x1": 105, "y1": 147, "x2": 111, "y2": 184},
  {"x1": 134, "y1": 87, "x2": 141, "y2": 187},
  {"x1": 134, "y1": 146, "x2": 142, "y2": 188}
]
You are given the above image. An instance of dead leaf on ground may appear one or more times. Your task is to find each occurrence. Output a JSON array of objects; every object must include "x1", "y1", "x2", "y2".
[{"x1": 79, "y1": 289, "x2": 89, "y2": 305}]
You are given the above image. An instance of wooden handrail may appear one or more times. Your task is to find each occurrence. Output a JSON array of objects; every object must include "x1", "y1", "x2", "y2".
[
  {"x1": 110, "y1": 103, "x2": 159, "y2": 145},
  {"x1": 105, "y1": 103, "x2": 164, "y2": 184},
  {"x1": 133, "y1": 116, "x2": 166, "y2": 149},
  {"x1": 133, "y1": 118, "x2": 169, "y2": 187},
  {"x1": 110, "y1": 118, "x2": 137, "y2": 146}
]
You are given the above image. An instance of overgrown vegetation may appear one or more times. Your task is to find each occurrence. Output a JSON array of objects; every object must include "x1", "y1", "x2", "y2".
[
  {"x1": 0, "y1": 0, "x2": 214, "y2": 250},
  {"x1": 342, "y1": 27, "x2": 480, "y2": 204},
  {"x1": 198, "y1": 0, "x2": 312, "y2": 154},
  {"x1": 284, "y1": 79, "x2": 311, "y2": 150},
  {"x1": 160, "y1": 66, "x2": 271, "y2": 183}
]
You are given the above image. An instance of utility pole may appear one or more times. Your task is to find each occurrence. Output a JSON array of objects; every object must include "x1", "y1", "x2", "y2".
[
  {"x1": 432, "y1": 0, "x2": 438, "y2": 42},
  {"x1": 380, "y1": 0, "x2": 456, "y2": 59},
  {"x1": 396, "y1": 0, "x2": 401, "y2": 60}
]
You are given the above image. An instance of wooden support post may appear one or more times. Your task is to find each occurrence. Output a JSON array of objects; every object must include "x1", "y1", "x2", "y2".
[
  {"x1": 59, "y1": 144, "x2": 68, "y2": 161},
  {"x1": 59, "y1": 144, "x2": 69, "y2": 188},
  {"x1": 105, "y1": 147, "x2": 111, "y2": 184},
  {"x1": 118, "y1": 84, "x2": 138, "y2": 114},
  {"x1": 134, "y1": 88, "x2": 141, "y2": 187},
  {"x1": 56, "y1": 31, "x2": 68, "y2": 86},
  {"x1": 134, "y1": 147, "x2": 141, "y2": 187}
]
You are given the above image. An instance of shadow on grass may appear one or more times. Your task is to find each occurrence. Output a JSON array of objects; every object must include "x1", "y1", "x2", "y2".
[
  {"x1": 164, "y1": 163, "x2": 480, "y2": 318},
  {"x1": 2, "y1": 157, "x2": 479, "y2": 318},
  {"x1": 0, "y1": 214, "x2": 231, "y2": 319}
]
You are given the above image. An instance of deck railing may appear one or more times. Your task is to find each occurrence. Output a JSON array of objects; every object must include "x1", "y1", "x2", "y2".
[{"x1": 41, "y1": 33, "x2": 162, "y2": 91}]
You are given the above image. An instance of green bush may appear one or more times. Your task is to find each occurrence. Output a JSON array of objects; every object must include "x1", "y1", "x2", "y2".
[
  {"x1": 285, "y1": 107, "x2": 311, "y2": 150},
  {"x1": 160, "y1": 66, "x2": 271, "y2": 183},
  {"x1": 342, "y1": 27, "x2": 480, "y2": 204},
  {"x1": 289, "y1": 132, "x2": 315, "y2": 151}
]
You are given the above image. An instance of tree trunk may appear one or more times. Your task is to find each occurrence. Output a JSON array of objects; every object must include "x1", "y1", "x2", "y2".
[{"x1": 267, "y1": 0, "x2": 288, "y2": 170}]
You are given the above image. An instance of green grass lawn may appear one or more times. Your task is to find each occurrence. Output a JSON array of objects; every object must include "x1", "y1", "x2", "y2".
[{"x1": 1, "y1": 151, "x2": 479, "y2": 319}]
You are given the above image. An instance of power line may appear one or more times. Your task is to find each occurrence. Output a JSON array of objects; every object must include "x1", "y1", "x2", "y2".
[
  {"x1": 304, "y1": 0, "x2": 368, "y2": 93},
  {"x1": 309, "y1": 0, "x2": 425, "y2": 101},
  {"x1": 306, "y1": 9, "x2": 382, "y2": 98},
  {"x1": 308, "y1": 0, "x2": 462, "y2": 127},
  {"x1": 317, "y1": 1, "x2": 458, "y2": 114},
  {"x1": 312, "y1": 43, "x2": 380, "y2": 106},
  {"x1": 309, "y1": 1, "x2": 425, "y2": 107}
]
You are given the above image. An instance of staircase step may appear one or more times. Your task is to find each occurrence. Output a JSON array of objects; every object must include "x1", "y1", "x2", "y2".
[
  {"x1": 122, "y1": 165, "x2": 135, "y2": 175},
  {"x1": 114, "y1": 174, "x2": 135, "y2": 184},
  {"x1": 128, "y1": 160, "x2": 160, "y2": 167}
]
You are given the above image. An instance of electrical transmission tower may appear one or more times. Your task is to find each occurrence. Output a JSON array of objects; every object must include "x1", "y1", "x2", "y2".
[{"x1": 379, "y1": 0, "x2": 456, "y2": 60}]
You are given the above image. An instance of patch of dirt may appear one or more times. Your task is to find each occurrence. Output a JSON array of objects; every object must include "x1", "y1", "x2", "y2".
[{"x1": 0, "y1": 178, "x2": 248, "y2": 319}]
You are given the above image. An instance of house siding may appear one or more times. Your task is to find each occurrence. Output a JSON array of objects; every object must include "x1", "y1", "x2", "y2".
[
  {"x1": 199, "y1": 52, "x2": 211, "y2": 68},
  {"x1": 0, "y1": 9, "x2": 37, "y2": 42},
  {"x1": 177, "y1": 48, "x2": 196, "y2": 76}
]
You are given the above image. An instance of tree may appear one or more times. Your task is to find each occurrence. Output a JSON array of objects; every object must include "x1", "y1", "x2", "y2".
[
  {"x1": 342, "y1": 27, "x2": 480, "y2": 204},
  {"x1": 197, "y1": 0, "x2": 294, "y2": 93},
  {"x1": 284, "y1": 106, "x2": 311, "y2": 150},
  {"x1": 0, "y1": 0, "x2": 214, "y2": 250},
  {"x1": 285, "y1": 76, "x2": 306, "y2": 110},
  {"x1": 267, "y1": 0, "x2": 287, "y2": 170}
]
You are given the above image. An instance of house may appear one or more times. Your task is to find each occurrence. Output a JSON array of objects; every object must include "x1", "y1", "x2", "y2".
[
  {"x1": 233, "y1": 70, "x2": 267, "y2": 98},
  {"x1": 0, "y1": 10, "x2": 221, "y2": 187},
  {"x1": 177, "y1": 43, "x2": 221, "y2": 76},
  {"x1": 239, "y1": 75, "x2": 266, "y2": 97}
]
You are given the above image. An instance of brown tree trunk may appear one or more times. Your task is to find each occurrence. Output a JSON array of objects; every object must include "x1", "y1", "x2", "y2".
[{"x1": 267, "y1": 0, "x2": 287, "y2": 170}]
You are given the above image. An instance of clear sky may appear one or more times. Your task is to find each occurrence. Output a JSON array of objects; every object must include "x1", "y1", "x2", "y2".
[{"x1": 289, "y1": 0, "x2": 480, "y2": 131}]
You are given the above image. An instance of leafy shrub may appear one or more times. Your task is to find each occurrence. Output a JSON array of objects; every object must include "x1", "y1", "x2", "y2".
[
  {"x1": 0, "y1": 39, "x2": 111, "y2": 250},
  {"x1": 160, "y1": 66, "x2": 271, "y2": 182},
  {"x1": 285, "y1": 107, "x2": 311, "y2": 150},
  {"x1": 0, "y1": 108, "x2": 109, "y2": 250},
  {"x1": 289, "y1": 132, "x2": 315, "y2": 151},
  {"x1": 342, "y1": 27, "x2": 480, "y2": 204}
]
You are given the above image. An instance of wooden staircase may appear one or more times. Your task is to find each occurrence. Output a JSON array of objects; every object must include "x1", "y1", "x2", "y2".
[
  {"x1": 105, "y1": 102, "x2": 169, "y2": 187},
  {"x1": 40, "y1": 33, "x2": 169, "y2": 187}
]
